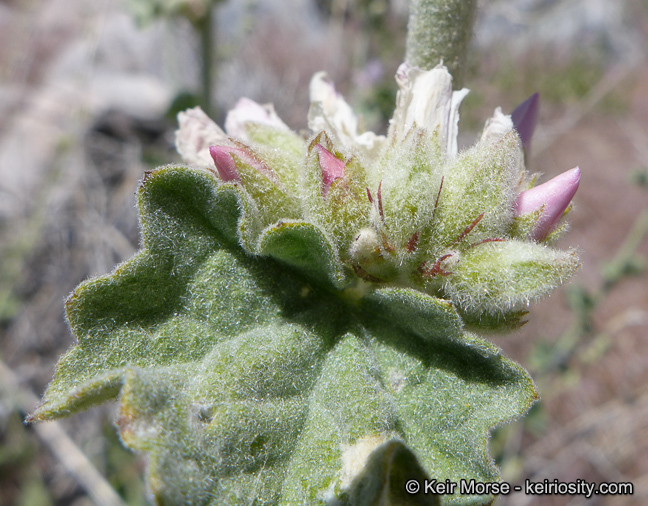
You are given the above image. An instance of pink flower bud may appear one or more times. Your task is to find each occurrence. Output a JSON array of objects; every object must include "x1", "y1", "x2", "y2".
[
  {"x1": 315, "y1": 144, "x2": 345, "y2": 197},
  {"x1": 511, "y1": 92, "x2": 539, "y2": 153},
  {"x1": 209, "y1": 145, "x2": 272, "y2": 183},
  {"x1": 514, "y1": 167, "x2": 581, "y2": 241},
  {"x1": 209, "y1": 146, "x2": 241, "y2": 182}
]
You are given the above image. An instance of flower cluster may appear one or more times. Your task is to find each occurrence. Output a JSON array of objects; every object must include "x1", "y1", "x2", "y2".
[{"x1": 176, "y1": 63, "x2": 580, "y2": 331}]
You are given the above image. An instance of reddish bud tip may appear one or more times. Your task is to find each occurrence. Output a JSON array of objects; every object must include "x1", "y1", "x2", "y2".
[
  {"x1": 514, "y1": 166, "x2": 581, "y2": 241},
  {"x1": 315, "y1": 144, "x2": 345, "y2": 197},
  {"x1": 209, "y1": 145, "x2": 273, "y2": 184},
  {"x1": 209, "y1": 145, "x2": 242, "y2": 182}
]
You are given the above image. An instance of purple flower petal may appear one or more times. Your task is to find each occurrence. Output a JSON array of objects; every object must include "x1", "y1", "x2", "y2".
[
  {"x1": 514, "y1": 167, "x2": 581, "y2": 241},
  {"x1": 511, "y1": 92, "x2": 539, "y2": 153}
]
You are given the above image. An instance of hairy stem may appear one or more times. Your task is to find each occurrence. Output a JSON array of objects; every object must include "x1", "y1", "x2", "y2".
[{"x1": 406, "y1": 0, "x2": 477, "y2": 87}]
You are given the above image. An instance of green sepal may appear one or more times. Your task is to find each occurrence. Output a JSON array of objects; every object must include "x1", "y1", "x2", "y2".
[
  {"x1": 508, "y1": 208, "x2": 543, "y2": 240},
  {"x1": 373, "y1": 127, "x2": 443, "y2": 253},
  {"x1": 240, "y1": 122, "x2": 307, "y2": 194},
  {"x1": 508, "y1": 203, "x2": 572, "y2": 244},
  {"x1": 301, "y1": 132, "x2": 371, "y2": 254},
  {"x1": 542, "y1": 203, "x2": 574, "y2": 244},
  {"x1": 230, "y1": 151, "x2": 300, "y2": 225},
  {"x1": 326, "y1": 155, "x2": 372, "y2": 255},
  {"x1": 432, "y1": 132, "x2": 521, "y2": 250},
  {"x1": 443, "y1": 239, "x2": 580, "y2": 316}
]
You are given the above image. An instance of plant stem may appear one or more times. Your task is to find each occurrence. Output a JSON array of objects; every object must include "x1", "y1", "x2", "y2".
[
  {"x1": 195, "y1": 9, "x2": 215, "y2": 117},
  {"x1": 405, "y1": 0, "x2": 477, "y2": 87}
]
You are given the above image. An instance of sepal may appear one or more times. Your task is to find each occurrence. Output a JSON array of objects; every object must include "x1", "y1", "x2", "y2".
[
  {"x1": 301, "y1": 133, "x2": 371, "y2": 253},
  {"x1": 431, "y1": 131, "x2": 521, "y2": 251},
  {"x1": 372, "y1": 127, "x2": 443, "y2": 261},
  {"x1": 443, "y1": 239, "x2": 580, "y2": 317}
]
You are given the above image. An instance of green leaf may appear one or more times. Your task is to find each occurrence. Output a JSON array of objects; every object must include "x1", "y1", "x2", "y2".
[
  {"x1": 257, "y1": 220, "x2": 346, "y2": 288},
  {"x1": 362, "y1": 287, "x2": 463, "y2": 343},
  {"x1": 31, "y1": 166, "x2": 538, "y2": 505}
]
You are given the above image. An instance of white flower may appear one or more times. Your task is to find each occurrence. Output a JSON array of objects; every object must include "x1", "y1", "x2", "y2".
[
  {"x1": 307, "y1": 72, "x2": 386, "y2": 160},
  {"x1": 480, "y1": 107, "x2": 514, "y2": 144},
  {"x1": 225, "y1": 97, "x2": 291, "y2": 142},
  {"x1": 176, "y1": 63, "x2": 508, "y2": 170},
  {"x1": 175, "y1": 107, "x2": 228, "y2": 168}
]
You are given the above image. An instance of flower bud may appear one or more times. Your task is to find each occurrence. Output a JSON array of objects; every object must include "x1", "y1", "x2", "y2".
[
  {"x1": 514, "y1": 167, "x2": 581, "y2": 241},
  {"x1": 511, "y1": 92, "x2": 539, "y2": 153},
  {"x1": 209, "y1": 145, "x2": 242, "y2": 182},
  {"x1": 209, "y1": 145, "x2": 275, "y2": 184}
]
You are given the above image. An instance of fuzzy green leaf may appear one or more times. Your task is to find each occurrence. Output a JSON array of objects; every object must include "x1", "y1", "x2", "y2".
[
  {"x1": 32, "y1": 166, "x2": 538, "y2": 505},
  {"x1": 257, "y1": 220, "x2": 346, "y2": 288},
  {"x1": 363, "y1": 287, "x2": 462, "y2": 342}
]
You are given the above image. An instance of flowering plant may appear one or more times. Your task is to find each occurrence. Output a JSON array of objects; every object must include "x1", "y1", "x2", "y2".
[
  {"x1": 178, "y1": 63, "x2": 579, "y2": 329},
  {"x1": 30, "y1": 57, "x2": 580, "y2": 504}
]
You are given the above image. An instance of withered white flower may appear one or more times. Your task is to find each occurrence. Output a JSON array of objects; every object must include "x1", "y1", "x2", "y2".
[
  {"x1": 225, "y1": 97, "x2": 291, "y2": 142},
  {"x1": 308, "y1": 71, "x2": 386, "y2": 160},
  {"x1": 390, "y1": 63, "x2": 469, "y2": 157},
  {"x1": 176, "y1": 107, "x2": 228, "y2": 168}
]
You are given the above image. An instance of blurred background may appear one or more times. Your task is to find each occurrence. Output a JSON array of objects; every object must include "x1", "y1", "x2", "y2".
[{"x1": 0, "y1": 0, "x2": 647, "y2": 504}]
